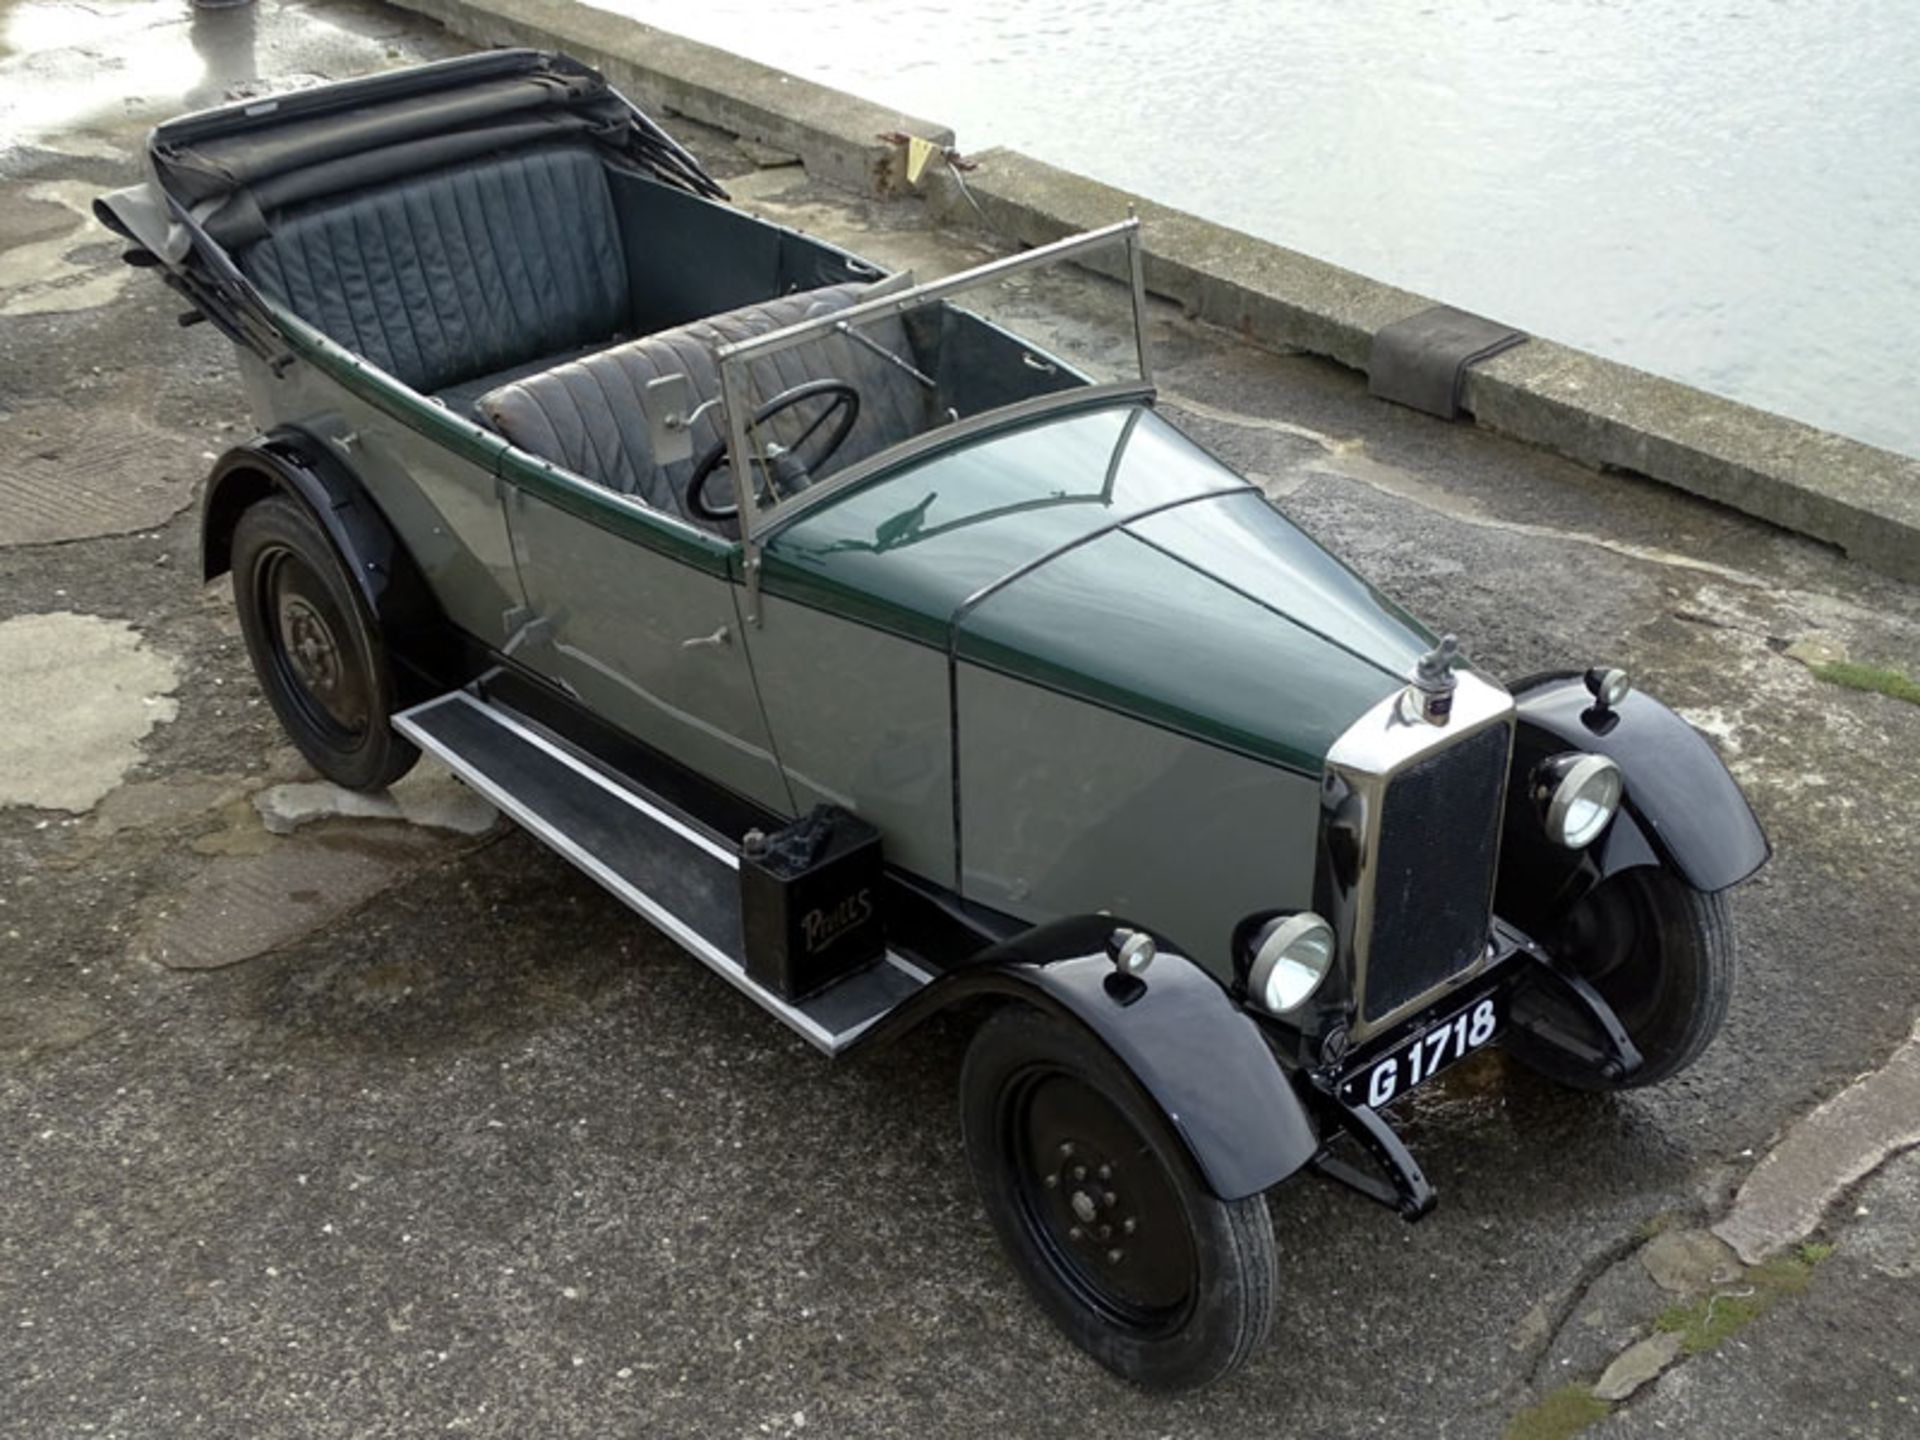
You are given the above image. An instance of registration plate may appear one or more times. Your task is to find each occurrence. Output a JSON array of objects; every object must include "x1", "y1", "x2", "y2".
[{"x1": 1339, "y1": 991, "x2": 1504, "y2": 1109}]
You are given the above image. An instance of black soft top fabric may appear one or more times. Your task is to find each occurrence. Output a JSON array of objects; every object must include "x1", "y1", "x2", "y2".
[
  {"x1": 148, "y1": 49, "x2": 720, "y2": 247},
  {"x1": 153, "y1": 52, "x2": 599, "y2": 203}
]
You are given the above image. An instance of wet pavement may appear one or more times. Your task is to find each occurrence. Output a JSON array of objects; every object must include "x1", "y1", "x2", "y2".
[{"x1": 3, "y1": 3, "x2": 1919, "y2": 1437}]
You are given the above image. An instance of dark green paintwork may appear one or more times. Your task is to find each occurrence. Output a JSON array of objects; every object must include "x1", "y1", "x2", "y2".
[
  {"x1": 498, "y1": 448, "x2": 734, "y2": 577},
  {"x1": 761, "y1": 403, "x2": 1245, "y2": 645},
  {"x1": 766, "y1": 398, "x2": 1426, "y2": 772},
  {"x1": 1125, "y1": 490, "x2": 1435, "y2": 674},
  {"x1": 956, "y1": 528, "x2": 1406, "y2": 774},
  {"x1": 275, "y1": 314, "x2": 506, "y2": 474},
  {"x1": 282, "y1": 304, "x2": 1422, "y2": 774}
]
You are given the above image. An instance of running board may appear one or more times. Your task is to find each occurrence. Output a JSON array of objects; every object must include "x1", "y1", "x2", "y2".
[{"x1": 393, "y1": 690, "x2": 931, "y2": 1054}]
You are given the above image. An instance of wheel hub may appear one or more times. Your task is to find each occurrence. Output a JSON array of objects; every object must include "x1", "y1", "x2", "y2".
[
  {"x1": 278, "y1": 594, "x2": 341, "y2": 696},
  {"x1": 1010, "y1": 1069, "x2": 1199, "y2": 1324},
  {"x1": 260, "y1": 550, "x2": 368, "y2": 738},
  {"x1": 1042, "y1": 1140, "x2": 1138, "y2": 1265}
]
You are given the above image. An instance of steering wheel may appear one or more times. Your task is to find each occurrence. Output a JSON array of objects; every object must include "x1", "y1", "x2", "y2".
[{"x1": 687, "y1": 379, "x2": 861, "y2": 523}]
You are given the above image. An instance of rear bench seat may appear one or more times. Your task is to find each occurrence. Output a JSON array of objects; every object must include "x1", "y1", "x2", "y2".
[
  {"x1": 476, "y1": 282, "x2": 932, "y2": 528},
  {"x1": 240, "y1": 147, "x2": 630, "y2": 405}
]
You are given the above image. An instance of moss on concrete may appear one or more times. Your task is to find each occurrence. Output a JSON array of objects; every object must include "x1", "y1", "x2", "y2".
[
  {"x1": 1812, "y1": 660, "x2": 1920, "y2": 708},
  {"x1": 1502, "y1": 1384, "x2": 1613, "y2": 1440},
  {"x1": 1651, "y1": 1250, "x2": 1826, "y2": 1356},
  {"x1": 1635, "y1": 1211, "x2": 1680, "y2": 1242}
]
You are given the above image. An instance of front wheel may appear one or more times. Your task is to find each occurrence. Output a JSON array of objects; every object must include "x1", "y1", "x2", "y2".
[
  {"x1": 1522, "y1": 867, "x2": 1735, "y2": 1090},
  {"x1": 960, "y1": 1006, "x2": 1277, "y2": 1390}
]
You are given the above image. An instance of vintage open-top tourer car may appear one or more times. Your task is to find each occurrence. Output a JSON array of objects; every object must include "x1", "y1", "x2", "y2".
[{"x1": 99, "y1": 50, "x2": 1769, "y2": 1389}]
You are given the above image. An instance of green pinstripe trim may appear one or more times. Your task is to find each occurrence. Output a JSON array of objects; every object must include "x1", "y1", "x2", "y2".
[
  {"x1": 273, "y1": 314, "x2": 504, "y2": 472},
  {"x1": 274, "y1": 309, "x2": 734, "y2": 576},
  {"x1": 497, "y1": 449, "x2": 734, "y2": 575},
  {"x1": 953, "y1": 633, "x2": 1339, "y2": 776},
  {"x1": 757, "y1": 552, "x2": 952, "y2": 647}
]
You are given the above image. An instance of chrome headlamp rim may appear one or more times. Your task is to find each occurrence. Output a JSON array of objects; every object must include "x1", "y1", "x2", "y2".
[
  {"x1": 1246, "y1": 912, "x2": 1336, "y2": 1016},
  {"x1": 1539, "y1": 751, "x2": 1623, "y2": 849}
]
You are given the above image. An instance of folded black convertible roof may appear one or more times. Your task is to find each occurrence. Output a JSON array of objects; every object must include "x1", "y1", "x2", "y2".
[{"x1": 150, "y1": 49, "x2": 724, "y2": 244}]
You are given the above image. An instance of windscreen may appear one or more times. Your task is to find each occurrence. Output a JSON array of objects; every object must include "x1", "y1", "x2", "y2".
[{"x1": 713, "y1": 224, "x2": 1149, "y2": 532}]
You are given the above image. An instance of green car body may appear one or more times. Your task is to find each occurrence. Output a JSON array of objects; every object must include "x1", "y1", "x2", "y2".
[
  {"x1": 99, "y1": 46, "x2": 1771, "y2": 1390},
  {"x1": 247, "y1": 302, "x2": 1425, "y2": 989}
]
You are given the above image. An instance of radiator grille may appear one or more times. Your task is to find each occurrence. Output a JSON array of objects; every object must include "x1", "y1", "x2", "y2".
[{"x1": 1361, "y1": 722, "x2": 1511, "y2": 1023}]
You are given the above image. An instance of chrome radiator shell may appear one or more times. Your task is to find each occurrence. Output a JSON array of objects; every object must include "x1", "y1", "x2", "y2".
[{"x1": 1320, "y1": 670, "x2": 1516, "y2": 1043}]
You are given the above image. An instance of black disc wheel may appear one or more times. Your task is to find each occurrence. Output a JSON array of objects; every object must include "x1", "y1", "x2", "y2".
[
  {"x1": 231, "y1": 495, "x2": 417, "y2": 792},
  {"x1": 1526, "y1": 868, "x2": 1735, "y2": 1090},
  {"x1": 960, "y1": 1006, "x2": 1276, "y2": 1390}
]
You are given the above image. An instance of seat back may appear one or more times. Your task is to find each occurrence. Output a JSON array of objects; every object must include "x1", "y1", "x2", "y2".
[
  {"x1": 241, "y1": 147, "x2": 630, "y2": 394},
  {"x1": 477, "y1": 283, "x2": 932, "y2": 524}
]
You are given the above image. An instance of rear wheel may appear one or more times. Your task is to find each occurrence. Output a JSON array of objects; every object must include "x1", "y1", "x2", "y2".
[
  {"x1": 231, "y1": 495, "x2": 417, "y2": 792},
  {"x1": 960, "y1": 1006, "x2": 1276, "y2": 1390},
  {"x1": 1524, "y1": 867, "x2": 1734, "y2": 1089}
]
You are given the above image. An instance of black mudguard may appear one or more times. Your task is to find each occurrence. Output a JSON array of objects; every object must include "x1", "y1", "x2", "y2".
[
  {"x1": 202, "y1": 430, "x2": 413, "y2": 610},
  {"x1": 1497, "y1": 671, "x2": 1770, "y2": 933},
  {"x1": 853, "y1": 915, "x2": 1318, "y2": 1202},
  {"x1": 200, "y1": 429, "x2": 452, "y2": 702}
]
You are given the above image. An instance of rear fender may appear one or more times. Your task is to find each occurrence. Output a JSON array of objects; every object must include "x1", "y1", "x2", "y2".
[
  {"x1": 201, "y1": 429, "x2": 435, "y2": 634},
  {"x1": 855, "y1": 915, "x2": 1318, "y2": 1201},
  {"x1": 1496, "y1": 672, "x2": 1770, "y2": 933},
  {"x1": 201, "y1": 430, "x2": 452, "y2": 703}
]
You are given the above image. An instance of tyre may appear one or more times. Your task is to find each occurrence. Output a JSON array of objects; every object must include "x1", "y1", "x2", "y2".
[
  {"x1": 1523, "y1": 867, "x2": 1735, "y2": 1090},
  {"x1": 959, "y1": 1005, "x2": 1276, "y2": 1390},
  {"x1": 230, "y1": 494, "x2": 418, "y2": 791}
]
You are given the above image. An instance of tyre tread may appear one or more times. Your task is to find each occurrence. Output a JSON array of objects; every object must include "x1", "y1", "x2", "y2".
[{"x1": 959, "y1": 1004, "x2": 1278, "y2": 1390}]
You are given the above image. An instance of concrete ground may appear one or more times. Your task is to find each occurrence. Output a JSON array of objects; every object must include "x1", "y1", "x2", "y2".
[{"x1": 3, "y1": 2, "x2": 1919, "y2": 1436}]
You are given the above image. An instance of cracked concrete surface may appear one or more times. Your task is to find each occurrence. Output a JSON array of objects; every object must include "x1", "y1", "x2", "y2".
[
  {"x1": 253, "y1": 759, "x2": 500, "y2": 837},
  {"x1": 3, "y1": 1, "x2": 1919, "y2": 1437},
  {"x1": 1591, "y1": 1150, "x2": 1920, "y2": 1439},
  {"x1": 0, "y1": 611, "x2": 179, "y2": 810},
  {"x1": 0, "y1": 178, "x2": 131, "y2": 316},
  {"x1": 0, "y1": 401, "x2": 202, "y2": 544},
  {"x1": 1715, "y1": 1019, "x2": 1920, "y2": 1264}
]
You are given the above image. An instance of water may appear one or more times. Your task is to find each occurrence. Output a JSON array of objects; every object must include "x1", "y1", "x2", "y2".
[{"x1": 593, "y1": 0, "x2": 1920, "y2": 459}]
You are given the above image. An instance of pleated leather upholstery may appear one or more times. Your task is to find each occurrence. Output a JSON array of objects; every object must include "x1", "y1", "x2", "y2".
[
  {"x1": 241, "y1": 148, "x2": 630, "y2": 394},
  {"x1": 477, "y1": 282, "x2": 932, "y2": 526}
]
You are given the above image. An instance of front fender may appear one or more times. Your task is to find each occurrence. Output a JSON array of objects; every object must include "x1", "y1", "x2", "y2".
[
  {"x1": 1497, "y1": 672, "x2": 1769, "y2": 930},
  {"x1": 854, "y1": 915, "x2": 1317, "y2": 1201}
]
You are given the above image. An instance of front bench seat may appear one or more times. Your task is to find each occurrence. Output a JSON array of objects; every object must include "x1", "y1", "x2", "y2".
[
  {"x1": 476, "y1": 282, "x2": 931, "y2": 526},
  {"x1": 240, "y1": 147, "x2": 630, "y2": 395}
]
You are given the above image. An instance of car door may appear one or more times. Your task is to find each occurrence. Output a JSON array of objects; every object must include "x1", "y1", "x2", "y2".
[{"x1": 499, "y1": 451, "x2": 793, "y2": 816}]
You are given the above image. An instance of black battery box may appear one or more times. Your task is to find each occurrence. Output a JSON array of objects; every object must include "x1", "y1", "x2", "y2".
[{"x1": 739, "y1": 805, "x2": 886, "y2": 1002}]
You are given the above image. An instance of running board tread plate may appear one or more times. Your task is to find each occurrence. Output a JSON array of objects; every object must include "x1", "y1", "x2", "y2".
[{"x1": 394, "y1": 691, "x2": 927, "y2": 1054}]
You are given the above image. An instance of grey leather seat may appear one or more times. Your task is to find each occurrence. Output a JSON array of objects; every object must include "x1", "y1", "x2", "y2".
[
  {"x1": 476, "y1": 282, "x2": 932, "y2": 526},
  {"x1": 240, "y1": 147, "x2": 630, "y2": 395}
]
